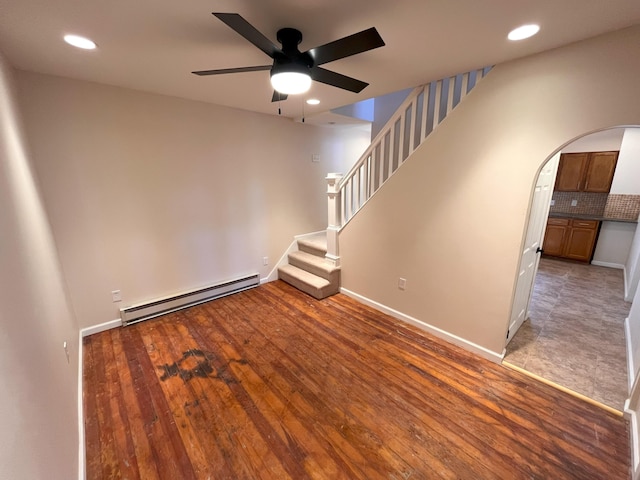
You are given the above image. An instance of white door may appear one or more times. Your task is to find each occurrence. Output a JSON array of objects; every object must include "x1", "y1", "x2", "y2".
[{"x1": 507, "y1": 152, "x2": 560, "y2": 344}]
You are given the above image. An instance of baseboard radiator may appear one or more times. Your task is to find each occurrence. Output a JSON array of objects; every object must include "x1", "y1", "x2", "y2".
[{"x1": 119, "y1": 273, "x2": 260, "y2": 326}]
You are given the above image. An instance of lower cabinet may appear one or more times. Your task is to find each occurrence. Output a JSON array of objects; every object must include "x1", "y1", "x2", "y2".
[{"x1": 542, "y1": 217, "x2": 600, "y2": 262}]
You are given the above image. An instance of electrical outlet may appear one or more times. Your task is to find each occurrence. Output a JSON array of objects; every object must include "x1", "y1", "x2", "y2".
[
  {"x1": 111, "y1": 290, "x2": 122, "y2": 302},
  {"x1": 263, "y1": 256, "x2": 269, "y2": 266},
  {"x1": 63, "y1": 341, "x2": 70, "y2": 364},
  {"x1": 550, "y1": 199, "x2": 555, "y2": 206},
  {"x1": 398, "y1": 277, "x2": 407, "y2": 291},
  {"x1": 571, "y1": 199, "x2": 578, "y2": 206}
]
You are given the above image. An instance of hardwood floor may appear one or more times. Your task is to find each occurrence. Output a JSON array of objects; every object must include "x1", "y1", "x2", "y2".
[{"x1": 84, "y1": 280, "x2": 630, "y2": 479}]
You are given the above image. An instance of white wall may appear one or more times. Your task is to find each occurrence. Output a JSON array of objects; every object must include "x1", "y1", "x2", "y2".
[
  {"x1": 593, "y1": 221, "x2": 637, "y2": 267},
  {"x1": 561, "y1": 128, "x2": 624, "y2": 153},
  {"x1": 339, "y1": 26, "x2": 640, "y2": 357},
  {"x1": 0, "y1": 53, "x2": 79, "y2": 479},
  {"x1": 593, "y1": 128, "x2": 640, "y2": 268},
  {"x1": 612, "y1": 129, "x2": 640, "y2": 194},
  {"x1": 628, "y1": 222, "x2": 640, "y2": 301},
  {"x1": 16, "y1": 71, "x2": 364, "y2": 329}
]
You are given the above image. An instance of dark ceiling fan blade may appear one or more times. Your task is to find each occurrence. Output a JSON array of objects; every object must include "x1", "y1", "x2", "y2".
[
  {"x1": 306, "y1": 27, "x2": 385, "y2": 66},
  {"x1": 192, "y1": 65, "x2": 272, "y2": 76},
  {"x1": 271, "y1": 91, "x2": 288, "y2": 102},
  {"x1": 311, "y1": 67, "x2": 369, "y2": 93},
  {"x1": 213, "y1": 13, "x2": 280, "y2": 58}
]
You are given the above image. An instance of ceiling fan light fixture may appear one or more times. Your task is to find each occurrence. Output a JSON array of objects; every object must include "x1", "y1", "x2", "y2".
[{"x1": 270, "y1": 71, "x2": 312, "y2": 95}]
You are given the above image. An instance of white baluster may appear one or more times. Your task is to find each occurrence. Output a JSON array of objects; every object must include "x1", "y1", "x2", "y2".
[
  {"x1": 408, "y1": 96, "x2": 418, "y2": 156},
  {"x1": 420, "y1": 84, "x2": 429, "y2": 143}
]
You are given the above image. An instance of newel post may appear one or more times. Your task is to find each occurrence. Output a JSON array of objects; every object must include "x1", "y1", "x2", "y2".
[{"x1": 326, "y1": 173, "x2": 343, "y2": 267}]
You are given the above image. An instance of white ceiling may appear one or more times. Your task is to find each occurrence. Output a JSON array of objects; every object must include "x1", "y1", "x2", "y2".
[{"x1": 1, "y1": 0, "x2": 639, "y2": 123}]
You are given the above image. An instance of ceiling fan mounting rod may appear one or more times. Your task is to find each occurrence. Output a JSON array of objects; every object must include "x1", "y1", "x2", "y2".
[{"x1": 277, "y1": 28, "x2": 303, "y2": 50}]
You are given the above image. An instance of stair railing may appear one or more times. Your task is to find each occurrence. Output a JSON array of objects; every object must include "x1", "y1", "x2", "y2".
[{"x1": 326, "y1": 67, "x2": 492, "y2": 265}]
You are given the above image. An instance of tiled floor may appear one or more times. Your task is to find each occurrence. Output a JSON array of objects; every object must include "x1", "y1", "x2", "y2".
[{"x1": 504, "y1": 257, "x2": 631, "y2": 410}]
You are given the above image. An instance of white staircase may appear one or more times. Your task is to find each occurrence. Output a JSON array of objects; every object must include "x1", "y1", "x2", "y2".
[
  {"x1": 280, "y1": 67, "x2": 492, "y2": 298},
  {"x1": 277, "y1": 233, "x2": 340, "y2": 299}
]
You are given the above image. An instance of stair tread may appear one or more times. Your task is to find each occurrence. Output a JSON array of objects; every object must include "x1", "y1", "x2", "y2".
[
  {"x1": 297, "y1": 233, "x2": 327, "y2": 255},
  {"x1": 289, "y1": 250, "x2": 340, "y2": 273},
  {"x1": 278, "y1": 264, "x2": 331, "y2": 288}
]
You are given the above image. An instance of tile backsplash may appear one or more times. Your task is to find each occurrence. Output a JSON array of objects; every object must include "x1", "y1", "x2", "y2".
[
  {"x1": 550, "y1": 191, "x2": 640, "y2": 221},
  {"x1": 550, "y1": 192, "x2": 607, "y2": 215},
  {"x1": 604, "y1": 194, "x2": 640, "y2": 221}
]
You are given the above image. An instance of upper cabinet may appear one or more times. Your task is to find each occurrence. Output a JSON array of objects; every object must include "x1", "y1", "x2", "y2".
[{"x1": 554, "y1": 151, "x2": 618, "y2": 192}]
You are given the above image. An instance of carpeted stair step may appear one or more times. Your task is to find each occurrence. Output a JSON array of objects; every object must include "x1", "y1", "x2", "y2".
[
  {"x1": 278, "y1": 264, "x2": 339, "y2": 300},
  {"x1": 288, "y1": 250, "x2": 340, "y2": 283},
  {"x1": 297, "y1": 233, "x2": 327, "y2": 257}
]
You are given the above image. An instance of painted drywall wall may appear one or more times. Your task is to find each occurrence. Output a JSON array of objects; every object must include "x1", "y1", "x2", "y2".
[
  {"x1": 16, "y1": 72, "x2": 365, "y2": 329},
  {"x1": 612, "y1": 129, "x2": 640, "y2": 194},
  {"x1": 621, "y1": 129, "x2": 640, "y2": 299},
  {"x1": 593, "y1": 128, "x2": 640, "y2": 266},
  {"x1": 593, "y1": 221, "x2": 637, "y2": 267},
  {"x1": 339, "y1": 26, "x2": 640, "y2": 357},
  {"x1": 629, "y1": 262, "x2": 640, "y2": 377},
  {"x1": 561, "y1": 128, "x2": 624, "y2": 153},
  {"x1": 0, "y1": 53, "x2": 78, "y2": 479},
  {"x1": 627, "y1": 222, "x2": 640, "y2": 301}
]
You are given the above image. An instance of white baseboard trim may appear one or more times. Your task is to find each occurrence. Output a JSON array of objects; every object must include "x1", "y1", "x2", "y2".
[
  {"x1": 78, "y1": 331, "x2": 85, "y2": 480},
  {"x1": 340, "y1": 287, "x2": 505, "y2": 364},
  {"x1": 591, "y1": 260, "x2": 625, "y2": 269},
  {"x1": 625, "y1": 399, "x2": 640, "y2": 478},
  {"x1": 263, "y1": 229, "x2": 327, "y2": 283},
  {"x1": 627, "y1": 317, "x2": 636, "y2": 392},
  {"x1": 624, "y1": 267, "x2": 635, "y2": 302},
  {"x1": 80, "y1": 318, "x2": 122, "y2": 337}
]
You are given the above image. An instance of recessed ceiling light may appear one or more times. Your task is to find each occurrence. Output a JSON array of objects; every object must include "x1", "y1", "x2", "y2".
[
  {"x1": 306, "y1": 99, "x2": 320, "y2": 105},
  {"x1": 63, "y1": 34, "x2": 97, "y2": 50},
  {"x1": 507, "y1": 24, "x2": 540, "y2": 41}
]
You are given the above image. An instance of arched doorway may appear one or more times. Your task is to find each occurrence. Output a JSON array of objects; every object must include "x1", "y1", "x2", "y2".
[{"x1": 505, "y1": 126, "x2": 640, "y2": 412}]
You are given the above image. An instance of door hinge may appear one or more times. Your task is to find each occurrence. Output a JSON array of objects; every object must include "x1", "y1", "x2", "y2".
[{"x1": 506, "y1": 329, "x2": 510, "y2": 339}]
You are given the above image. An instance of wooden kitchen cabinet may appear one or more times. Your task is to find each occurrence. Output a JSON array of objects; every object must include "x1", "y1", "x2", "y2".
[
  {"x1": 554, "y1": 151, "x2": 618, "y2": 192},
  {"x1": 583, "y1": 151, "x2": 619, "y2": 192},
  {"x1": 542, "y1": 218, "x2": 599, "y2": 262},
  {"x1": 542, "y1": 218, "x2": 569, "y2": 257},
  {"x1": 554, "y1": 153, "x2": 588, "y2": 191}
]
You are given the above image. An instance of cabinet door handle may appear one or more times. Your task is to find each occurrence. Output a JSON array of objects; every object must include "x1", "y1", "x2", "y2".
[{"x1": 577, "y1": 222, "x2": 591, "y2": 226}]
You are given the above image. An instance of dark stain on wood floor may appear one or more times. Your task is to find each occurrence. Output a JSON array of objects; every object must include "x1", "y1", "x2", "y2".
[{"x1": 83, "y1": 280, "x2": 630, "y2": 479}]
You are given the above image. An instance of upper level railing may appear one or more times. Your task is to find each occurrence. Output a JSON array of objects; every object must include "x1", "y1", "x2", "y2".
[{"x1": 325, "y1": 67, "x2": 492, "y2": 265}]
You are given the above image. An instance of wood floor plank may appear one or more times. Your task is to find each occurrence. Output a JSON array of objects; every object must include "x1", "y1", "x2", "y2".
[
  {"x1": 120, "y1": 325, "x2": 198, "y2": 480},
  {"x1": 84, "y1": 281, "x2": 630, "y2": 479},
  {"x1": 110, "y1": 327, "x2": 161, "y2": 480},
  {"x1": 83, "y1": 336, "x2": 104, "y2": 478}
]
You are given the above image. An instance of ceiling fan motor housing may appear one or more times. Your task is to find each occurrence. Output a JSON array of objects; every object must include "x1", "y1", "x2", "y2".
[{"x1": 272, "y1": 28, "x2": 314, "y2": 75}]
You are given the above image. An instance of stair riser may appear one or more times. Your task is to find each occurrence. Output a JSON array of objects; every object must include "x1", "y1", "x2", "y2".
[
  {"x1": 297, "y1": 244, "x2": 326, "y2": 258},
  {"x1": 288, "y1": 255, "x2": 340, "y2": 283},
  {"x1": 278, "y1": 270, "x2": 339, "y2": 300}
]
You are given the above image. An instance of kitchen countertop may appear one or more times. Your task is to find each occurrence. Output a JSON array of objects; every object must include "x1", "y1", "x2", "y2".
[{"x1": 549, "y1": 212, "x2": 638, "y2": 224}]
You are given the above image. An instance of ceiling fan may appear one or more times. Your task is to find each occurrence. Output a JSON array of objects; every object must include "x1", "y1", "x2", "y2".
[{"x1": 193, "y1": 13, "x2": 385, "y2": 102}]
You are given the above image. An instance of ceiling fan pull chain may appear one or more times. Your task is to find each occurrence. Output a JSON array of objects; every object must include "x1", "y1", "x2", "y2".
[{"x1": 302, "y1": 98, "x2": 305, "y2": 123}]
